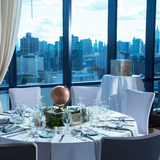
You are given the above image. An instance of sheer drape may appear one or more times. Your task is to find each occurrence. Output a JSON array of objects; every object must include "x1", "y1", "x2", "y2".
[
  {"x1": 0, "y1": 0, "x2": 22, "y2": 84},
  {"x1": 0, "y1": 0, "x2": 22, "y2": 112}
]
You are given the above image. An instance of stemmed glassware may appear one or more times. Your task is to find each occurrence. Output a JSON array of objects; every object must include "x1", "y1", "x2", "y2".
[
  {"x1": 11, "y1": 101, "x2": 21, "y2": 128},
  {"x1": 62, "y1": 111, "x2": 72, "y2": 134},
  {"x1": 77, "y1": 97, "x2": 85, "y2": 111}
]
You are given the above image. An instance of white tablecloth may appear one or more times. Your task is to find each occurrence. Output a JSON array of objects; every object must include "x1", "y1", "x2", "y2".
[
  {"x1": 0, "y1": 111, "x2": 139, "y2": 160},
  {"x1": 101, "y1": 74, "x2": 145, "y2": 113}
]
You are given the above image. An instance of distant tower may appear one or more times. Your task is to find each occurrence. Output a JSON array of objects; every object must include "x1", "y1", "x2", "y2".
[
  {"x1": 132, "y1": 37, "x2": 141, "y2": 55},
  {"x1": 20, "y1": 32, "x2": 39, "y2": 55},
  {"x1": 155, "y1": 26, "x2": 159, "y2": 39}
]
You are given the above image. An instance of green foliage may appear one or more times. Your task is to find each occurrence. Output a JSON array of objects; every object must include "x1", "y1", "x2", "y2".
[
  {"x1": 46, "y1": 114, "x2": 64, "y2": 128},
  {"x1": 72, "y1": 109, "x2": 81, "y2": 114}
]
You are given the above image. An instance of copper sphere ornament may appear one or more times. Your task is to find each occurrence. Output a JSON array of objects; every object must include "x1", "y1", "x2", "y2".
[{"x1": 50, "y1": 85, "x2": 71, "y2": 113}]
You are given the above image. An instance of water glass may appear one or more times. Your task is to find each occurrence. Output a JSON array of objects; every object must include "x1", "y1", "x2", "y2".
[{"x1": 62, "y1": 112, "x2": 71, "y2": 134}]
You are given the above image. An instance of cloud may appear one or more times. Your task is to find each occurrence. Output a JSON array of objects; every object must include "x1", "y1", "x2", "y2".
[
  {"x1": 74, "y1": 0, "x2": 108, "y2": 12},
  {"x1": 18, "y1": 16, "x2": 62, "y2": 43},
  {"x1": 118, "y1": 6, "x2": 146, "y2": 20},
  {"x1": 73, "y1": 25, "x2": 107, "y2": 43},
  {"x1": 23, "y1": 0, "x2": 61, "y2": 10}
]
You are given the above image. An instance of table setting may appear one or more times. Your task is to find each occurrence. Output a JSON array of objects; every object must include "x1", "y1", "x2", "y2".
[{"x1": 0, "y1": 86, "x2": 139, "y2": 160}]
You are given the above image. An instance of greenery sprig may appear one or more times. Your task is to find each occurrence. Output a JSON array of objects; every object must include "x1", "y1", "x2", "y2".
[{"x1": 46, "y1": 114, "x2": 64, "y2": 128}]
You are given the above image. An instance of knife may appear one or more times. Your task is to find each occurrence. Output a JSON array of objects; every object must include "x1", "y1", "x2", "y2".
[
  {"x1": 7, "y1": 131, "x2": 27, "y2": 138},
  {"x1": 59, "y1": 134, "x2": 64, "y2": 142}
]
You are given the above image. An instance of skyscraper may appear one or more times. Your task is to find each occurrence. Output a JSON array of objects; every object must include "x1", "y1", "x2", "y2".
[
  {"x1": 72, "y1": 35, "x2": 83, "y2": 71},
  {"x1": 80, "y1": 38, "x2": 92, "y2": 55},
  {"x1": 132, "y1": 37, "x2": 141, "y2": 55},
  {"x1": 20, "y1": 32, "x2": 39, "y2": 55}
]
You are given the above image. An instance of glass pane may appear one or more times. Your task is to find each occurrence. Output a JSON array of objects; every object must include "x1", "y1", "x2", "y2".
[
  {"x1": 153, "y1": 81, "x2": 158, "y2": 112},
  {"x1": 0, "y1": 91, "x2": 10, "y2": 111},
  {"x1": 17, "y1": 0, "x2": 62, "y2": 86},
  {"x1": 72, "y1": 0, "x2": 108, "y2": 83},
  {"x1": 41, "y1": 88, "x2": 54, "y2": 106},
  {"x1": 117, "y1": 0, "x2": 146, "y2": 78},
  {"x1": 155, "y1": 1, "x2": 160, "y2": 78},
  {"x1": 0, "y1": 70, "x2": 9, "y2": 87}
]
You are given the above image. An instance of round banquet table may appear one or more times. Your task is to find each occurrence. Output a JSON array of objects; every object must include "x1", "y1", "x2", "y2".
[
  {"x1": 0, "y1": 110, "x2": 139, "y2": 160},
  {"x1": 101, "y1": 74, "x2": 145, "y2": 113}
]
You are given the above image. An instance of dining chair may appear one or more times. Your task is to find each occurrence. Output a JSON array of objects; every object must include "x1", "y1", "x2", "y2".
[
  {"x1": 71, "y1": 86, "x2": 102, "y2": 106},
  {"x1": 124, "y1": 89, "x2": 155, "y2": 135},
  {"x1": 101, "y1": 131, "x2": 160, "y2": 160},
  {"x1": 0, "y1": 142, "x2": 37, "y2": 160},
  {"x1": 9, "y1": 87, "x2": 41, "y2": 108}
]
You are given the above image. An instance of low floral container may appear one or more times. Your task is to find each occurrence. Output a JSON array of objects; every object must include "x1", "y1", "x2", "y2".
[{"x1": 111, "y1": 59, "x2": 133, "y2": 76}]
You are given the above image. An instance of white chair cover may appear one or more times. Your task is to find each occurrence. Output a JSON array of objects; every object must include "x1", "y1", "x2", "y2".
[
  {"x1": 9, "y1": 87, "x2": 41, "y2": 109},
  {"x1": 71, "y1": 86, "x2": 102, "y2": 106},
  {"x1": 124, "y1": 89, "x2": 155, "y2": 135}
]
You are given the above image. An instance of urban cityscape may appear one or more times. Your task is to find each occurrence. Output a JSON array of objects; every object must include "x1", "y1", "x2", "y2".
[{"x1": 1, "y1": 27, "x2": 160, "y2": 89}]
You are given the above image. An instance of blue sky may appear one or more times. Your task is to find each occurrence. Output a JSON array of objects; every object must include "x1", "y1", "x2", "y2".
[{"x1": 17, "y1": 0, "x2": 160, "y2": 46}]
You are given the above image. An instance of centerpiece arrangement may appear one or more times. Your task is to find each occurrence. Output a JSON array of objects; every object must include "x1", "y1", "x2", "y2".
[{"x1": 45, "y1": 85, "x2": 82, "y2": 128}]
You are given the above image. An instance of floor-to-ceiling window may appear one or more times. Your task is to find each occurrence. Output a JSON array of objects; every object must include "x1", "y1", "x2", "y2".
[
  {"x1": 0, "y1": 0, "x2": 158, "y2": 111},
  {"x1": 72, "y1": 0, "x2": 108, "y2": 83},
  {"x1": 117, "y1": 0, "x2": 146, "y2": 78},
  {"x1": 17, "y1": 0, "x2": 63, "y2": 86}
]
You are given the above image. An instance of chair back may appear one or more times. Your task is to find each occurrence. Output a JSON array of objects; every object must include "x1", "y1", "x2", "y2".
[
  {"x1": 124, "y1": 89, "x2": 155, "y2": 135},
  {"x1": 9, "y1": 87, "x2": 41, "y2": 108},
  {"x1": 0, "y1": 143, "x2": 37, "y2": 160},
  {"x1": 101, "y1": 132, "x2": 160, "y2": 160},
  {"x1": 71, "y1": 86, "x2": 102, "y2": 106}
]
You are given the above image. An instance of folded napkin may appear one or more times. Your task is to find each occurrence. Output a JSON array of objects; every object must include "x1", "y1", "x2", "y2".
[
  {"x1": 39, "y1": 134, "x2": 53, "y2": 138},
  {"x1": 0, "y1": 115, "x2": 10, "y2": 124},
  {"x1": 2, "y1": 126, "x2": 24, "y2": 133},
  {"x1": 105, "y1": 125, "x2": 134, "y2": 137}
]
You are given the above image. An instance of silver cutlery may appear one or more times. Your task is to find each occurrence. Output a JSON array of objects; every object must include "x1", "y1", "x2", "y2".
[
  {"x1": 7, "y1": 131, "x2": 27, "y2": 138},
  {"x1": 59, "y1": 134, "x2": 65, "y2": 142}
]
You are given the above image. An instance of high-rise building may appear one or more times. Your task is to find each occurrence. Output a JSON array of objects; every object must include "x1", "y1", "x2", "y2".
[
  {"x1": 123, "y1": 42, "x2": 131, "y2": 53},
  {"x1": 17, "y1": 53, "x2": 44, "y2": 76},
  {"x1": 132, "y1": 37, "x2": 141, "y2": 55},
  {"x1": 93, "y1": 40, "x2": 98, "y2": 54},
  {"x1": 80, "y1": 38, "x2": 92, "y2": 55},
  {"x1": 98, "y1": 41, "x2": 103, "y2": 53},
  {"x1": 117, "y1": 40, "x2": 123, "y2": 52},
  {"x1": 48, "y1": 44, "x2": 55, "y2": 52},
  {"x1": 39, "y1": 40, "x2": 48, "y2": 52},
  {"x1": 72, "y1": 35, "x2": 83, "y2": 71},
  {"x1": 55, "y1": 37, "x2": 63, "y2": 70},
  {"x1": 20, "y1": 32, "x2": 39, "y2": 55},
  {"x1": 155, "y1": 27, "x2": 160, "y2": 55}
]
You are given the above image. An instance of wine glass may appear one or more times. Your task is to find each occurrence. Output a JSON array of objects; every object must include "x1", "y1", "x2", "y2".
[
  {"x1": 11, "y1": 108, "x2": 21, "y2": 128},
  {"x1": 32, "y1": 110, "x2": 42, "y2": 137},
  {"x1": 62, "y1": 112, "x2": 71, "y2": 134}
]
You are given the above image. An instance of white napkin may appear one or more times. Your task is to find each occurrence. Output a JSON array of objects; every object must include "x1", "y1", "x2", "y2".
[{"x1": 0, "y1": 115, "x2": 10, "y2": 124}]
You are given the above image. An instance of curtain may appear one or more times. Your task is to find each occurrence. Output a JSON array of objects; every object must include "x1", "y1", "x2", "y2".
[
  {"x1": 0, "y1": 0, "x2": 22, "y2": 85},
  {"x1": 0, "y1": 0, "x2": 22, "y2": 112}
]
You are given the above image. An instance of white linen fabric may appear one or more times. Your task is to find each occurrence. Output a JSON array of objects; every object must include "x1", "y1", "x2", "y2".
[
  {"x1": 101, "y1": 74, "x2": 145, "y2": 113},
  {"x1": 0, "y1": 110, "x2": 139, "y2": 160},
  {"x1": 71, "y1": 86, "x2": 102, "y2": 106},
  {"x1": 0, "y1": 0, "x2": 22, "y2": 84},
  {"x1": 124, "y1": 89, "x2": 155, "y2": 135},
  {"x1": 9, "y1": 87, "x2": 41, "y2": 109}
]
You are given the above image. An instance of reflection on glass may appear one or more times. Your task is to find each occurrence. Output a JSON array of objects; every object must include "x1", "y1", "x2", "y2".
[
  {"x1": 155, "y1": 0, "x2": 160, "y2": 78},
  {"x1": 72, "y1": 0, "x2": 108, "y2": 82},
  {"x1": 0, "y1": 69, "x2": 9, "y2": 87},
  {"x1": 117, "y1": 0, "x2": 146, "y2": 78},
  {"x1": 16, "y1": 0, "x2": 62, "y2": 86},
  {"x1": 0, "y1": 90, "x2": 9, "y2": 111}
]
